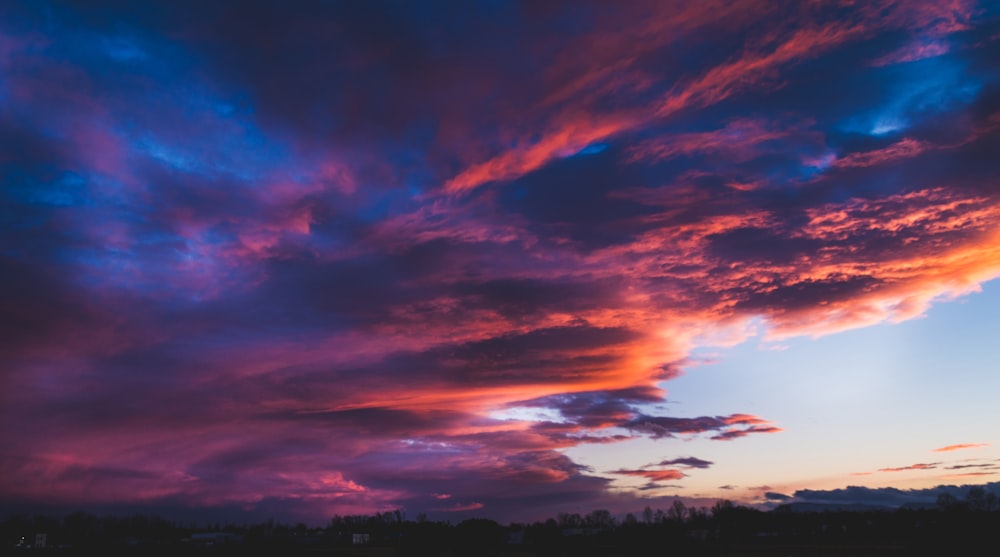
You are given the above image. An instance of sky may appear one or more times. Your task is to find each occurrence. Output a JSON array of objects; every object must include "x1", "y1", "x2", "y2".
[{"x1": 2, "y1": 0, "x2": 1000, "y2": 525}]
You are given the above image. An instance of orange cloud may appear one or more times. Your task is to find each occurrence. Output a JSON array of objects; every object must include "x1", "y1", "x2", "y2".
[
  {"x1": 444, "y1": 115, "x2": 636, "y2": 193},
  {"x1": 933, "y1": 443, "x2": 992, "y2": 453}
]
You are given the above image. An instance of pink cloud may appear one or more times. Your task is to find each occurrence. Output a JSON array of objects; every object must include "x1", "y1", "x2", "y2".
[
  {"x1": 871, "y1": 41, "x2": 951, "y2": 66},
  {"x1": 433, "y1": 502, "x2": 485, "y2": 512},
  {"x1": 833, "y1": 138, "x2": 931, "y2": 169},
  {"x1": 612, "y1": 469, "x2": 686, "y2": 482}
]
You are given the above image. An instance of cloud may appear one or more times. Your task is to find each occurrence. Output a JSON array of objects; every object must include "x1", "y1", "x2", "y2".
[
  {"x1": 871, "y1": 40, "x2": 952, "y2": 67},
  {"x1": 792, "y1": 482, "x2": 1000, "y2": 509},
  {"x1": 1, "y1": 0, "x2": 999, "y2": 524},
  {"x1": 655, "y1": 457, "x2": 714, "y2": 470},
  {"x1": 878, "y1": 463, "x2": 940, "y2": 473},
  {"x1": 934, "y1": 443, "x2": 992, "y2": 453},
  {"x1": 832, "y1": 138, "x2": 932, "y2": 169},
  {"x1": 610, "y1": 469, "x2": 686, "y2": 482},
  {"x1": 765, "y1": 492, "x2": 791, "y2": 501},
  {"x1": 432, "y1": 502, "x2": 484, "y2": 513},
  {"x1": 941, "y1": 472, "x2": 998, "y2": 479},
  {"x1": 442, "y1": 0, "x2": 979, "y2": 194},
  {"x1": 946, "y1": 463, "x2": 1000, "y2": 470},
  {"x1": 627, "y1": 118, "x2": 823, "y2": 165},
  {"x1": 624, "y1": 414, "x2": 782, "y2": 441}
]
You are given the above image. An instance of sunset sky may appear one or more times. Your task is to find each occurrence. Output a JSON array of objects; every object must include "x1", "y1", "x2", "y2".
[{"x1": 2, "y1": 0, "x2": 1000, "y2": 524}]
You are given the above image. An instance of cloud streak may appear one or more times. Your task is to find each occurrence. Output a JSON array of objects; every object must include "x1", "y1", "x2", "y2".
[{"x1": 934, "y1": 443, "x2": 992, "y2": 453}]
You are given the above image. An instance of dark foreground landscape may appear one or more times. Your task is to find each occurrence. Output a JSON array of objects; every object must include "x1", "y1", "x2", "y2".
[{"x1": 6, "y1": 489, "x2": 999, "y2": 557}]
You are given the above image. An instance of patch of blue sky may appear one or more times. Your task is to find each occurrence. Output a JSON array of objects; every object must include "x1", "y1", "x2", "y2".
[
  {"x1": 666, "y1": 280, "x2": 1000, "y2": 441},
  {"x1": 84, "y1": 173, "x2": 135, "y2": 205},
  {"x1": 129, "y1": 227, "x2": 187, "y2": 251},
  {"x1": 575, "y1": 142, "x2": 609, "y2": 156},
  {"x1": 798, "y1": 151, "x2": 838, "y2": 179},
  {"x1": 560, "y1": 142, "x2": 609, "y2": 159},
  {"x1": 139, "y1": 138, "x2": 198, "y2": 172},
  {"x1": 213, "y1": 101, "x2": 237, "y2": 118},
  {"x1": 182, "y1": 87, "x2": 253, "y2": 121},
  {"x1": 132, "y1": 115, "x2": 283, "y2": 183},
  {"x1": 86, "y1": 33, "x2": 286, "y2": 184},
  {"x1": 756, "y1": 151, "x2": 835, "y2": 184},
  {"x1": 52, "y1": 28, "x2": 160, "y2": 82},
  {"x1": 101, "y1": 35, "x2": 147, "y2": 63},
  {"x1": 396, "y1": 166, "x2": 436, "y2": 199},
  {"x1": 843, "y1": 58, "x2": 981, "y2": 137},
  {"x1": 353, "y1": 194, "x2": 400, "y2": 224},
  {"x1": 868, "y1": 116, "x2": 907, "y2": 136},
  {"x1": 70, "y1": 246, "x2": 141, "y2": 284},
  {"x1": 219, "y1": 139, "x2": 291, "y2": 183},
  {"x1": 182, "y1": 109, "x2": 287, "y2": 182},
  {"x1": 24, "y1": 173, "x2": 90, "y2": 207},
  {"x1": 73, "y1": 227, "x2": 228, "y2": 291}
]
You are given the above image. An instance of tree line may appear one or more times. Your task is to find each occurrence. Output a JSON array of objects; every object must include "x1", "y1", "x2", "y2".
[{"x1": 3, "y1": 487, "x2": 999, "y2": 556}]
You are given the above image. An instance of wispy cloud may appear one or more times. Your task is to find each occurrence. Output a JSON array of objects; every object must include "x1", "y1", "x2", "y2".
[
  {"x1": 611, "y1": 469, "x2": 686, "y2": 482},
  {"x1": 934, "y1": 443, "x2": 992, "y2": 453},
  {"x1": 878, "y1": 463, "x2": 940, "y2": 473},
  {"x1": 654, "y1": 457, "x2": 714, "y2": 470}
]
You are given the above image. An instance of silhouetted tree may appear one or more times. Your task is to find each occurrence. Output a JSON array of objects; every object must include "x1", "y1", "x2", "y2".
[
  {"x1": 936, "y1": 492, "x2": 963, "y2": 511},
  {"x1": 642, "y1": 505, "x2": 654, "y2": 524},
  {"x1": 585, "y1": 509, "x2": 615, "y2": 529},
  {"x1": 668, "y1": 498, "x2": 687, "y2": 522},
  {"x1": 453, "y1": 518, "x2": 503, "y2": 557},
  {"x1": 557, "y1": 512, "x2": 583, "y2": 529},
  {"x1": 711, "y1": 499, "x2": 735, "y2": 518},
  {"x1": 966, "y1": 486, "x2": 998, "y2": 511}
]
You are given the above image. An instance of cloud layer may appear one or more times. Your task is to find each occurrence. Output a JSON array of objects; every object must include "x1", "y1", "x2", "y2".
[{"x1": 2, "y1": 0, "x2": 1000, "y2": 522}]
